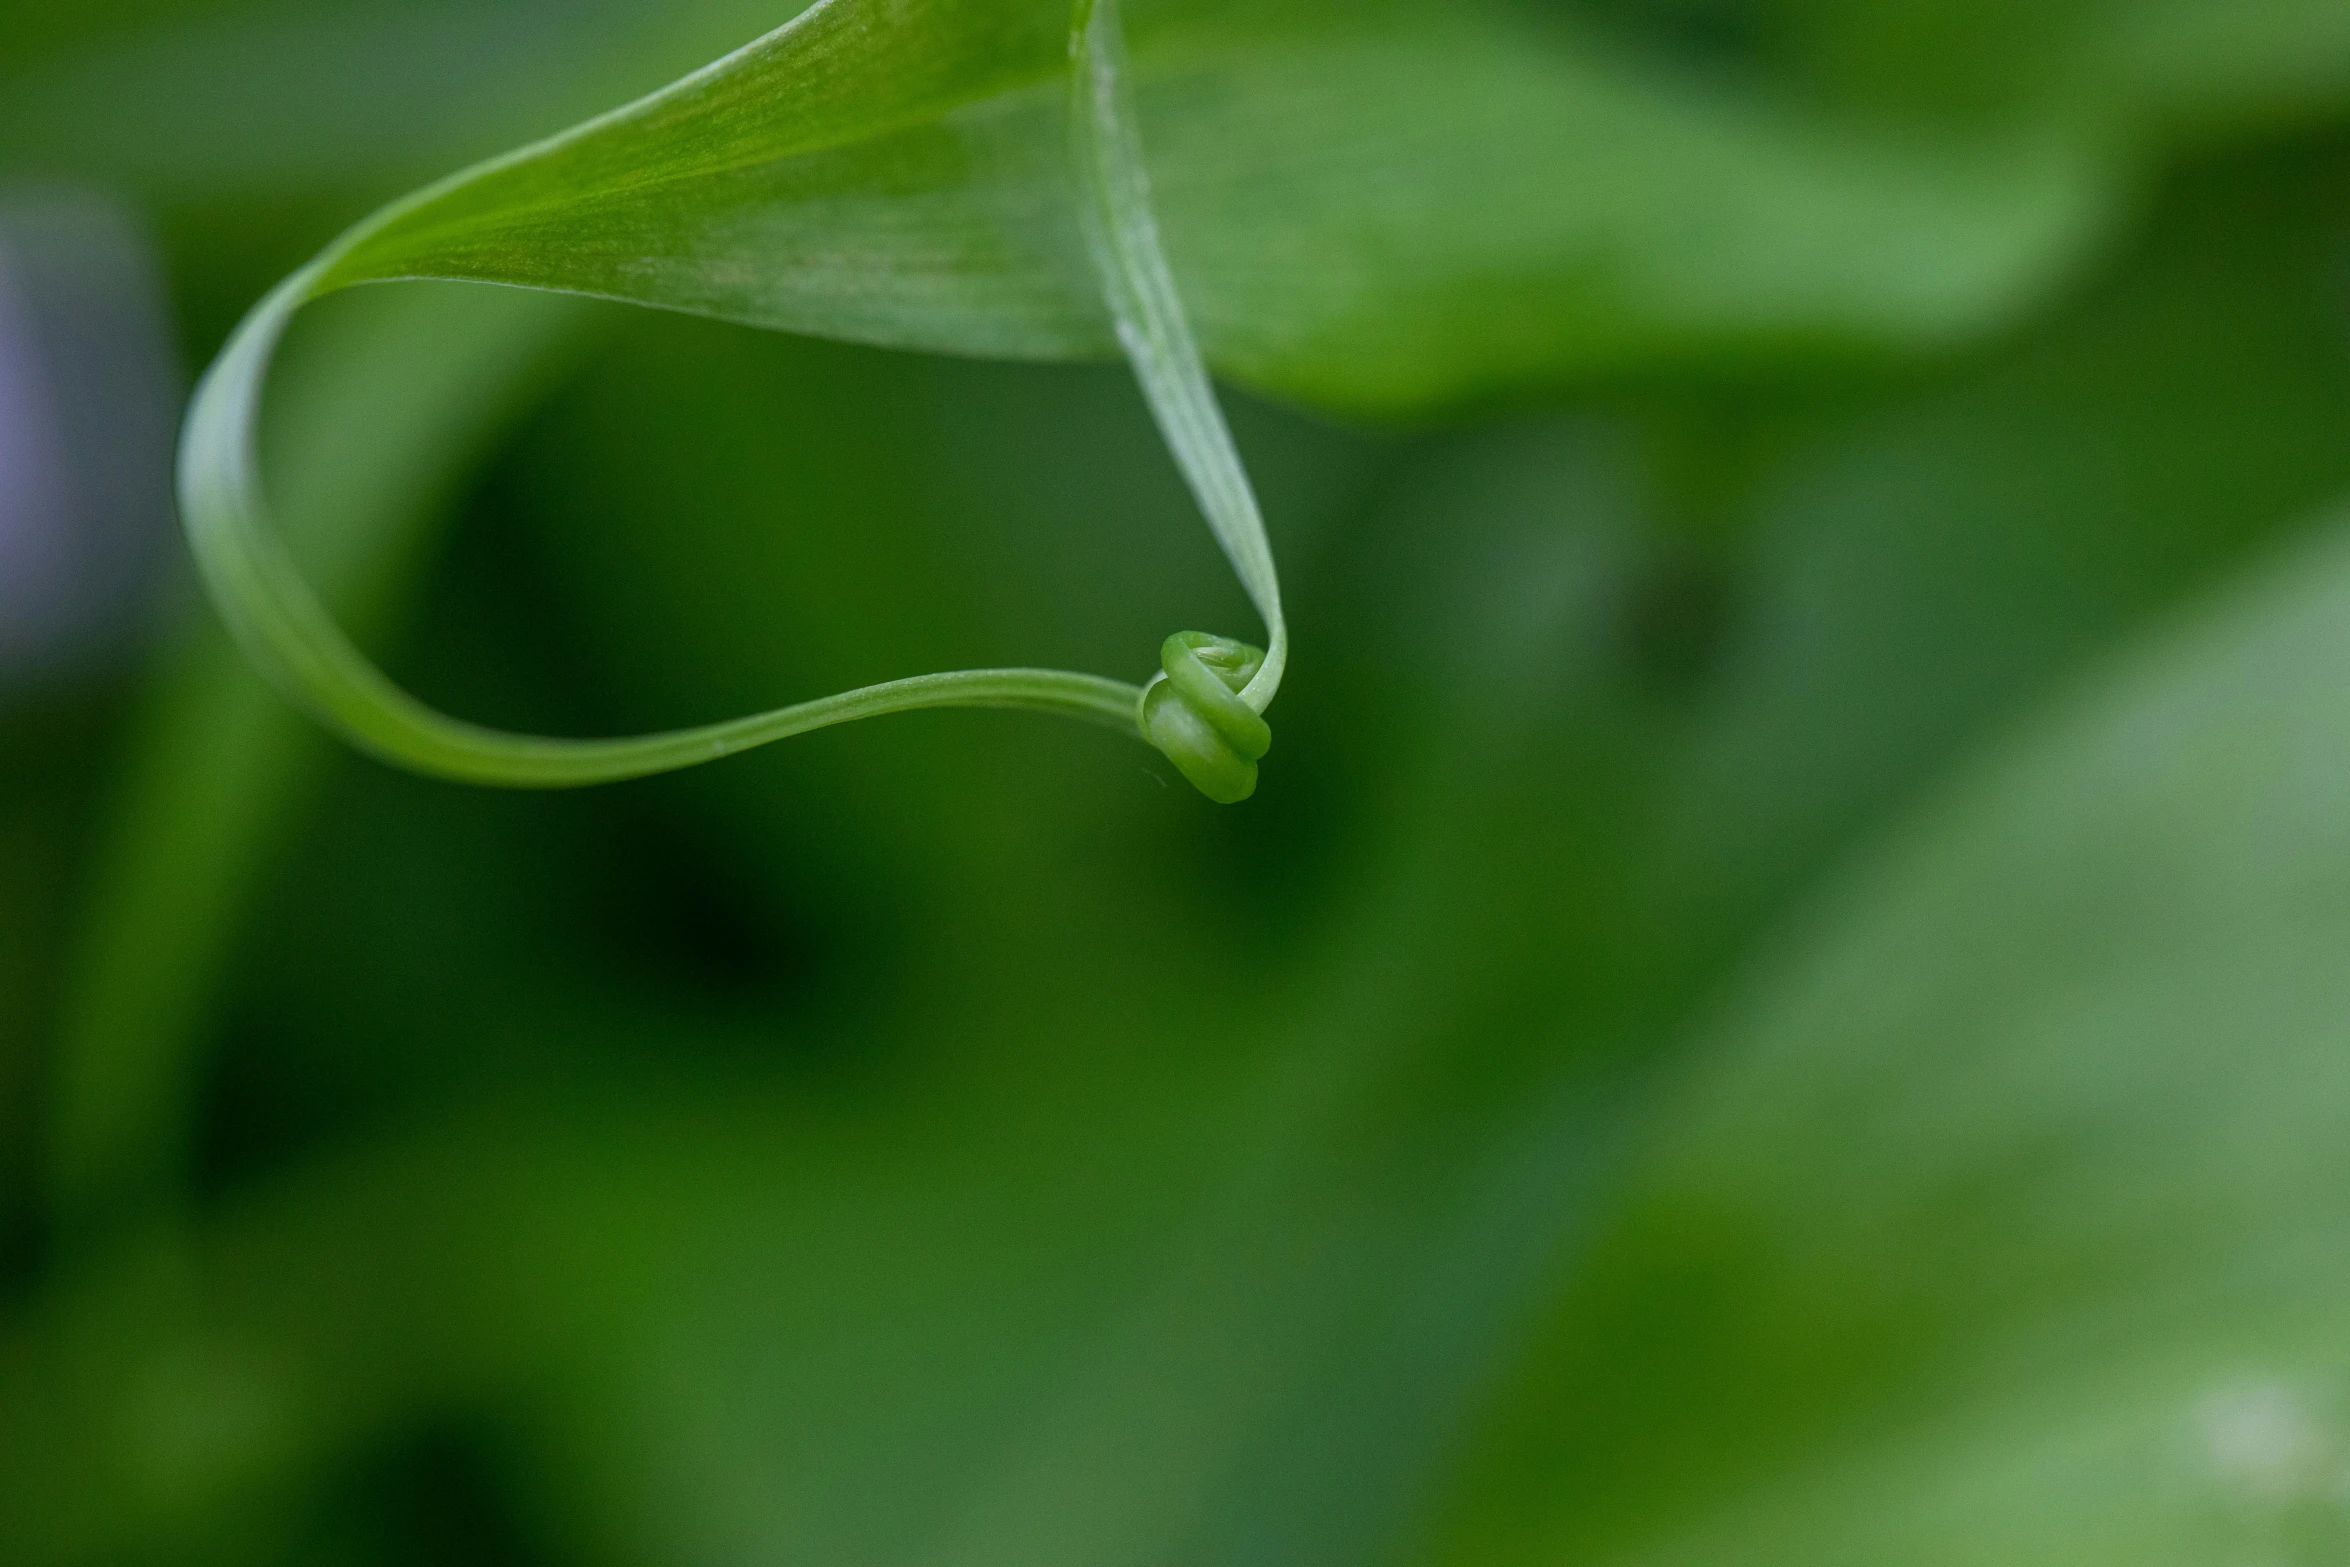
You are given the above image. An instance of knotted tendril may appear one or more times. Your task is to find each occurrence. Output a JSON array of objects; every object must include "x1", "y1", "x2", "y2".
[
  {"x1": 1140, "y1": 632, "x2": 1272, "y2": 805},
  {"x1": 1071, "y1": 0, "x2": 1287, "y2": 802},
  {"x1": 176, "y1": 0, "x2": 1283, "y2": 802}
]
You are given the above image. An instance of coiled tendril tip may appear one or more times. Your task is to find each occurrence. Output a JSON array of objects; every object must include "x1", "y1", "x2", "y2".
[{"x1": 1140, "y1": 631, "x2": 1272, "y2": 804}]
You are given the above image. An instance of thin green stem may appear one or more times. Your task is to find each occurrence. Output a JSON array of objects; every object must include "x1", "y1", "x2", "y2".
[{"x1": 178, "y1": 269, "x2": 1143, "y2": 793}]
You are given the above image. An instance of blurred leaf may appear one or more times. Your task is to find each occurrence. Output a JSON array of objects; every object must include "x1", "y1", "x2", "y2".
[
  {"x1": 1573, "y1": 0, "x2": 2350, "y2": 132},
  {"x1": 2097, "y1": 0, "x2": 2350, "y2": 137},
  {"x1": 1417, "y1": 503, "x2": 2350, "y2": 1565},
  {"x1": 0, "y1": 1, "x2": 819, "y2": 202},
  {"x1": 1659, "y1": 140, "x2": 2350, "y2": 927}
]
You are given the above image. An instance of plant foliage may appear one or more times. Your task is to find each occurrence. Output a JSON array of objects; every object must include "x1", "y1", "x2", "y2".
[{"x1": 2, "y1": 1, "x2": 2350, "y2": 1565}]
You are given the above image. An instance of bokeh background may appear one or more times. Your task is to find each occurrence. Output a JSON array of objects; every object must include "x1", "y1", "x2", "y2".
[{"x1": 8, "y1": 2, "x2": 2350, "y2": 1563}]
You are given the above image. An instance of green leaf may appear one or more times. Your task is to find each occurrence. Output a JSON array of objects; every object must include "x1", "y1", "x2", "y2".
[
  {"x1": 113, "y1": 0, "x2": 2133, "y2": 423},
  {"x1": 1416, "y1": 507, "x2": 2350, "y2": 1566},
  {"x1": 283, "y1": 0, "x2": 2116, "y2": 411},
  {"x1": 22, "y1": 3, "x2": 2350, "y2": 404}
]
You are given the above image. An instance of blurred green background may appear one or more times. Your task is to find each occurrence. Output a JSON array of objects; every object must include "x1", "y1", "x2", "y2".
[{"x1": 7, "y1": 2, "x2": 2350, "y2": 1563}]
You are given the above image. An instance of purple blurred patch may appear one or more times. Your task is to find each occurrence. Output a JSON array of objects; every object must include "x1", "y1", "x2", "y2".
[{"x1": 0, "y1": 191, "x2": 180, "y2": 687}]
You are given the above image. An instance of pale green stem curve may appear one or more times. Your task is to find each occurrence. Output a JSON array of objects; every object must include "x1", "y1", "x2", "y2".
[{"x1": 180, "y1": 263, "x2": 1141, "y2": 790}]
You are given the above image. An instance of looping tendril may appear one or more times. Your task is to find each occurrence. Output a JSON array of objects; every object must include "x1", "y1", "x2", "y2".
[{"x1": 1139, "y1": 631, "x2": 1272, "y2": 804}]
